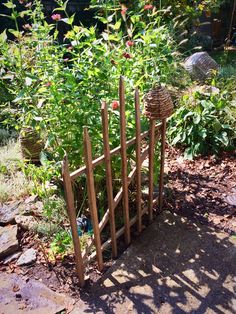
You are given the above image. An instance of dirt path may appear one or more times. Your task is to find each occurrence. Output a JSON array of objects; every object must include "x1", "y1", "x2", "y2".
[{"x1": 72, "y1": 211, "x2": 236, "y2": 313}]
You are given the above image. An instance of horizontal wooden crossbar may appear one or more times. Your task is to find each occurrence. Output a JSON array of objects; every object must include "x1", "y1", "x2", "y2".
[
  {"x1": 70, "y1": 126, "x2": 160, "y2": 181},
  {"x1": 83, "y1": 204, "x2": 157, "y2": 265},
  {"x1": 82, "y1": 129, "x2": 161, "y2": 262}
]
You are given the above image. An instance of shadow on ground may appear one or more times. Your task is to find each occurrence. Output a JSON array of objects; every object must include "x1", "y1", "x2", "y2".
[
  {"x1": 75, "y1": 212, "x2": 236, "y2": 314},
  {"x1": 165, "y1": 150, "x2": 236, "y2": 234}
]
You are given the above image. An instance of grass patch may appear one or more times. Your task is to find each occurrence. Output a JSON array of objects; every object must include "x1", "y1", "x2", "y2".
[{"x1": 0, "y1": 140, "x2": 33, "y2": 203}]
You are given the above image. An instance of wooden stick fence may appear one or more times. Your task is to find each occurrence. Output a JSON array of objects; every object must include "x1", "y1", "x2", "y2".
[{"x1": 62, "y1": 76, "x2": 167, "y2": 287}]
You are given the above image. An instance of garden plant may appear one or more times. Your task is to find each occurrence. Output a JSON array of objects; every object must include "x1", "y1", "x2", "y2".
[{"x1": 0, "y1": 0, "x2": 235, "y2": 256}]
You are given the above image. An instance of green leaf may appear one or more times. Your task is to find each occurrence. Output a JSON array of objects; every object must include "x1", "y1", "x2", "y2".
[
  {"x1": 212, "y1": 120, "x2": 221, "y2": 132},
  {"x1": 183, "y1": 111, "x2": 194, "y2": 121},
  {"x1": 216, "y1": 132, "x2": 229, "y2": 146},
  {"x1": 0, "y1": 30, "x2": 7, "y2": 43},
  {"x1": 171, "y1": 133, "x2": 181, "y2": 145},
  {"x1": 39, "y1": 151, "x2": 49, "y2": 166},
  {"x1": 199, "y1": 128, "x2": 207, "y2": 139},
  {"x1": 25, "y1": 77, "x2": 33, "y2": 86},
  {"x1": 184, "y1": 147, "x2": 194, "y2": 160},
  {"x1": 68, "y1": 13, "x2": 75, "y2": 25},
  {"x1": 101, "y1": 32, "x2": 109, "y2": 41},
  {"x1": 193, "y1": 114, "x2": 201, "y2": 124},
  {"x1": 3, "y1": 2, "x2": 16, "y2": 9},
  {"x1": 19, "y1": 10, "x2": 30, "y2": 18},
  {"x1": 61, "y1": 14, "x2": 75, "y2": 25},
  {"x1": 8, "y1": 29, "x2": 20, "y2": 38},
  {"x1": 33, "y1": 117, "x2": 43, "y2": 121},
  {"x1": 110, "y1": 20, "x2": 121, "y2": 30},
  {"x1": 108, "y1": 34, "x2": 120, "y2": 42},
  {"x1": 97, "y1": 17, "x2": 108, "y2": 24}
]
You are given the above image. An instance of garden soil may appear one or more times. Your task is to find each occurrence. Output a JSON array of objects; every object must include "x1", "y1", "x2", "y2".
[{"x1": 0, "y1": 148, "x2": 235, "y2": 313}]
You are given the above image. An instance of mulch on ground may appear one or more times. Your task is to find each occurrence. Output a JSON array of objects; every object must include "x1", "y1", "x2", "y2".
[
  {"x1": 1, "y1": 147, "x2": 235, "y2": 299},
  {"x1": 165, "y1": 147, "x2": 236, "y2": 234}
]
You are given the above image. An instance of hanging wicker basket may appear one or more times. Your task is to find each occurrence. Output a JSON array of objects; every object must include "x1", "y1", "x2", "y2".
[
  {"x1": 143, "y1": 86, "x2": 173, "y2": 120},
  {"x1": 19, "y1": 127, "x2": 43, "y2": 163},
  {"x1": 184, "y1": 52, "x2": 219, "y2": 81}
]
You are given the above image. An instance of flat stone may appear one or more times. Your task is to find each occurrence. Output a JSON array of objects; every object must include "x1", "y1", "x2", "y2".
[
  {"x1": 0, "y1": 201, "x2": 21, "y2": 225},
  {"x1": 17, "y1": 201, "x2": 43, "y2": 216},
  {"x1": 16, "y1": 248, "x2": 37, "y2": 266},
  {"x1": 225, "y1": 194, "x2": 236, "y2": 206},
  {"x1": 15, "y1": 215, "x2": 37, "y2": 231},
  {"x1": 0, "y1": 273, "x2": 75, "y2": 314},
  {"x1": 3, "y1": 252, "x2": 22, "y2": 265},
  {"x1": 25, "y1": 195, "x2": 38, "y2": 204},
  {"x1": 0, "y1": 225, "x2": 19, "y2": 259}
]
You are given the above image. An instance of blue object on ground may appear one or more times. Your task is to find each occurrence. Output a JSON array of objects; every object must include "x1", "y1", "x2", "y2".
[{"x1": 77, "y1": 216, "x2": 93, "y2": 236}]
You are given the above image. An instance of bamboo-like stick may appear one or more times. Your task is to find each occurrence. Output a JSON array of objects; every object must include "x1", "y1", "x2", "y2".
[
  {"x1": 84, "y1": 131, "x2": 160, "y2": 245},
  {"x1": 158, "y1": 119, "x2": 167, "y2": 210},
  {"x1": 70, "y1": 126, "x2": 161, "y2": 181},
  {"x1": 83, "y1": 127, "x2": 103, "y2": 271},
  {"x1": 135, "y1": 88, "x2": 142, "y2": 233},
  {"x1": 119, "y1": 76, "x2": 130, "y2": 245},
  {"x1": 84, "y1": 206, "x2": 151, "y2": 265},
  {"x1": 82, "y1": 129, "x2": 161, "y2": 261},
  {"x1": 101, "y1": 101, "x2": 117, "y2": 258},
  {"x1": 62, "y1": 155, "x2": 85, "y2": 287},
  {"x1": 148, "y1": 119, "x2": 155, "y2": 223}
]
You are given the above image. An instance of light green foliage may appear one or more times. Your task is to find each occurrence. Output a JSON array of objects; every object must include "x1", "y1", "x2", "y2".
[
  {"x1": 22, "y1": 161, "x2": 61, "y2": 198},
  {"x1": 0, "y1": 140, "x2": 33, "y2": 202},
  {"x1": 50, "y1": 229, "x2": 91, "y2": 256},
  {"x1": 50, "y1": 230, "x2": 73, "y2": 255}
]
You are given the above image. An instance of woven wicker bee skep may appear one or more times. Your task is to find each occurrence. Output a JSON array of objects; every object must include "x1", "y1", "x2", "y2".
[
  {"x1": 143, "y1": 86, "x2": 173, "y2": 120},
  {"x1": 184, "y1": 52, "x2": 219, "y2": 82},
  {"x1": 19, "y1": 127, "x2": 43, "y2": 163}
]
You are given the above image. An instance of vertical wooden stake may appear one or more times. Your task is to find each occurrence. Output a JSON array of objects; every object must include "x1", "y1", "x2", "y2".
[
  {"x1": 135, "y1": 88, "x2": 142, "y2": 233},
  {"x1": 62, "y1": 156, "x2": 85, "y2": 287},
  {"x1": 101, "y1": 101, "x2": 117, "y2": 258},
  {"x1": 119, "y1": 76, "x2": 131, "y2": 245},
  {"x1": 83, "y1": 127, "x2": 104, "y2": 271},
  {"x1": 158, "y1": 119, "x2": 167, "y2": 210},
  {"x1": 148, "y1": 119, "x2": 155, "y2": 223}
]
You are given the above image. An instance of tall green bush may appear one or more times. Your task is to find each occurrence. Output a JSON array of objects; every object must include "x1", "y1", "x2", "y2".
[{"x1": 0, "y1": 0, "x2": 182, "y2": 169}]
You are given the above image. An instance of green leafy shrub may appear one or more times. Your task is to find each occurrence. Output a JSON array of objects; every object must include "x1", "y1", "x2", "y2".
[
  {"x1": 168, "y1": 80, "x2": 236, "y2": 159},
  {"x1": 0, "y1": 0, "x2": 183, "y2": 170}
]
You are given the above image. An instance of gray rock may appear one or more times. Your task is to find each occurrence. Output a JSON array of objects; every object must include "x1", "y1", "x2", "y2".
[
  {"x1": 3, "y1": 252, "x2": 22, "y2": 265},
  {"x1": 15, "y1": 215, "x2": 37, "y2": 231},
  {"x1": 225, "y1": 194, "x2": 236, "y2": 206},
  {"x1": 0, "y1": 225, "x2": 19, "y2": 259},
  {"x1": 0, "y1": 201, "x2": 21, "y2": 225},
  {"x1": 24, "y1": 195, "x2": 38, "y2": 204},
  {"x1": 17, "y1": 202, "x2": 33, "y2": 215},
  {"x1": 18, "y1": 200, "x2": 43, "y2": 216},
  {"x1": 0, "y1": 273, "x2": 75, "y2": 314},
  {"x1": 16, "y1": 248, "x2": 37, "y2": 266}
]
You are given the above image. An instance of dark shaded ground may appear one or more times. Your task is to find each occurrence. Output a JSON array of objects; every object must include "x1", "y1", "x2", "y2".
[
  {"x1": 71, "y1": 211, "x2": 236, "y2": 313},
  {"x1": 165, "y1": 148, "x2": 236, "y2": 234}
]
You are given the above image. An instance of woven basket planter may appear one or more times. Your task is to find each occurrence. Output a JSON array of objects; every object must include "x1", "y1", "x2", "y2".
[
  {"x1": 184, "y1": 52, "x2": 219, "y2": 81},
  {"x1": 143, "y1": 86, "x2": 173, "y2": 120},
  {"x1": 19, "y1": 127, "x2": 43, "y2": 163}
]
